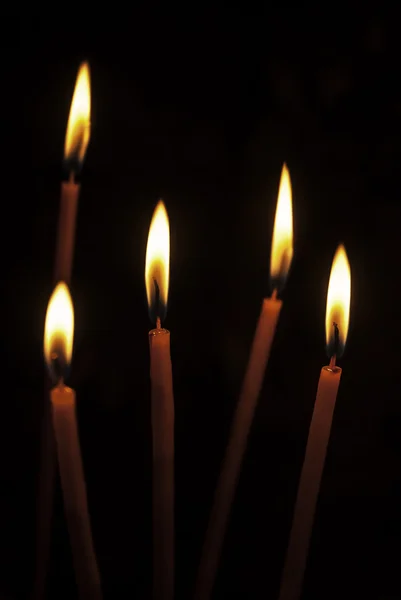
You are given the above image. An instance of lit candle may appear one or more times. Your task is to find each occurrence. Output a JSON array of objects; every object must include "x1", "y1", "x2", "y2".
[
  {"x1": 44, "y1": 282, "x2": 102, "y2": 600},
  {"x1": 33, "y1": 64, "x2": 92, "y2": 600},
  {"x1": 145, "y1": 200, "x2": 175, "y2": 600},
  {"x1": 33, "y1": 63, "x2": 92, "y2": 600},
  {"x1": 54, "y1": 62, "x2": 91, "y2": 283},
  {"x1": 194, "y1": 163, "x2": 294, "y2": 600},
  {"x1": 278, "y1": 244, "x2": 351, "y2": 600}
]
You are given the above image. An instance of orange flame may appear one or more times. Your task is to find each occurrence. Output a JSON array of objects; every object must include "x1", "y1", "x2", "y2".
[
  {"x1": 44, "y1": 282, "x2": 74, "y2": 371},
  {"x1": 325, "y1": 244, "x2": 351, "y2": 357},
  {"x1": 270, "y1": 163, "x2": 293, "y2": 291},
  {"x1": 145, "y1": 200, "x2": 170, "y2": 323},
  {"x1": 64, "y1": 62, "x2": 91, "y2": 166}
]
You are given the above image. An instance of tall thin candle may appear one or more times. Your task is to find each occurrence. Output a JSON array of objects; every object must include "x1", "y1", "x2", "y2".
[
  {"x1": 44, "y1": 282, "x2": 102, "y2": 600},
  {"x1": 54, "y1": 61, "x2": 91, "y2": 283},
  {"x1": 278, "y1": 244, "x2": 351, "y2": 600},
  {"x1": 33, "y1": 62, "x2": 92, "y2": 600},
  {"x1": 145, "y1": 200, "x2": 175, "y2": 600},
  {"x1": 194, "y1": 164, "x2": 294, "y2": 600}
]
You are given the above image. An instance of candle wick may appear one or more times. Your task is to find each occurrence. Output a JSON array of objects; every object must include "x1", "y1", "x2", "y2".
[
  {"x1": 50, "y1": 351, "x2": 66, "y2": 385},
  {"x1": 329, "y1": 355, "x2": 336, "y2": 370},
  {"x1": 153, "y1": 277, "x2": 161, "y2": 325},
  {"x1": 69, "y1": 171, "x2": 75, "y2": 184},
  {"x1": 271, "y1": 288, "x2": 278, "y2": 300},
  {"x1": 333, "y1": 321, "x2": 340, "y2": 356}
]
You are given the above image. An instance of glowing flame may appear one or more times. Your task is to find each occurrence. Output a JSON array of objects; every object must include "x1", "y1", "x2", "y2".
[
  {"x1": 325, "y1": 244, "x2": 351, "y2": 358},
  {"x1": 145, "y1": 200, "x2": 170, "y2": 323},
  {"x1": 64, "y1": 62, "x2": 91, "y2": 166},
  {"x1": 44, "y1": 282, "x2": 74, "y2": 375},
  {"x1": 270, "y1": 163, "x2": 293, "y2": 292}
]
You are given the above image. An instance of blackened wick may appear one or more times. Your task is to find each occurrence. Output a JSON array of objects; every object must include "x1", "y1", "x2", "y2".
[
  {"x1": 153, "y1": 278, "x2": 160, "y2": 321},
  {"x1": 333, "y1": 321, "x2": 340, "y2": 357}
]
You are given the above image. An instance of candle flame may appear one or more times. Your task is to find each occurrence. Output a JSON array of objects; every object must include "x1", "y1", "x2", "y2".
[
  {"x1": 64, "y1": 62, "x2": 91, "y2": 170},
  {"x1": 325, "y1": 244, "x2": 351, "y2": 359},
  {"x1": 145, "y1": 200, "x2": 170, "y2": 325},
  {"x1": 44, "y1": 282, "x2": 74, "y2": 380},
  {"x1": 270, "y1": 163, "x2": 294, "y2": 293}
]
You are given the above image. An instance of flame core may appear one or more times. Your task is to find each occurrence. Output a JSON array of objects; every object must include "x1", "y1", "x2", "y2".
[
  {"x1": 325, "y1": 244, "x2": 351, "y2": 359},
  {"x1": 270, "y1": 163, "x2": 294, "y2": 293},
  {"x1": 145, "y1": 200, "x2": 170, "y2": 324},
  {"x1": 44, "y1": 282, "x2": 74, "y2": 381},
  {"x1": 64, "y1": 62, "x2": 91, "y2": 170}
]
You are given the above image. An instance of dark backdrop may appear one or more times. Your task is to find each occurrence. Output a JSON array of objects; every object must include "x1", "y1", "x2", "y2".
[{"x1": 1, "y1": 9, "x2": 400, "y2": 600}]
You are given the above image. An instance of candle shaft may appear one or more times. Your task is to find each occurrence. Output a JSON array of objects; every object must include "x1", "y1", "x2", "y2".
[
  {"x1": 194, "y1": 297, "x2": 282, "y2": 600},
  {"x1": 54, "y1": 180, "x2": 80, "y2": 284},
  {"x1": 149, "y1": 328, "x2": 175, "y2": 600},
  {"x1": 278, "y1": 366, "x2": 341, "y2": 600},
  {"x1": 32, "y1": 389, "x2": 56, "y2": 600},
  {"x1": 51, "y1": 385, "x2": 102, "y2": 600},
  {"x1": 32, "y1": 181, "x2": 80, "y2": 598}
]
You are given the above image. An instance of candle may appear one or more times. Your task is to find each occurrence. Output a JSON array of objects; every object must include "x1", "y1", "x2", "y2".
[
  {"x1": 145, "y1": 200, "x2": 175, "y2": 600},
  {"x1": 54, "y1": 61, "x2": 91, "y2": 283},
  {"x1": 194, "y1": 163, "x2": 294, "y2": 600},
  {"x1": 278, "y1": 244, "x2": 351, "y2": 600},
  {"x1": 44, "y1": 282, "x2": 102, "y2": 600},
  {"x1": 33, "y1": 63, "x2": 92, "y2": 600}
]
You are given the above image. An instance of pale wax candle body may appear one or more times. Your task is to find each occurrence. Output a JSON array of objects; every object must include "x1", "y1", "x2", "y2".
[
  {"x1": 51, "y1": 384, "x2": 102, "y2": 600},
  {"x1": 194, "y1": 296, "x2": 282, "y2": 600},
  {"x1": 54, "y1": 180, "x2": 80, "y2": 284},
  {"x1": 278, "y1": 365, "x2": 342, "y2": 600},
  {"x1": 149, "y1": 328, "x2": 175, "y2": 600},
  {"x1": 33, "y1": 388, "x2": 55, "y2": 600},
  {"x1": 33, "y1": 180, "x2": 80, "y2": 599}
]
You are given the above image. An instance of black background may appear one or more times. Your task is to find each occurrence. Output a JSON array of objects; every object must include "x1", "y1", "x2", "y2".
[{"x1": 1, "y1": 9, "x2": 401, "y2": 599}]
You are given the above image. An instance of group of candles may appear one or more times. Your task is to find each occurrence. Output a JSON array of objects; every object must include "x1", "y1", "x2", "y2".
[{"x1": 37, "y1": 62, "x2": 351, "y2": 600}]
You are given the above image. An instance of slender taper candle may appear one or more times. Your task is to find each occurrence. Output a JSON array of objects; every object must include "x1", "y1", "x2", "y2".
[
  {"x1": 33, "y1": 62, "x2": 92, "y2": 600},
  {"x1": 278, "y1": 244, "x2": 351, "y2": 600},
  {"x1": 145, "y1": 200, "x2": 175, "y2": 600},
  {"x1": 54, "y1": 61, "x2": 91, "y2": 284},
  {"x1": 194, "y1": 164, "x2": 294, "y2": 600},
  {"x1": 44, "y1": 282, "x2": 102, "y2": 600}
]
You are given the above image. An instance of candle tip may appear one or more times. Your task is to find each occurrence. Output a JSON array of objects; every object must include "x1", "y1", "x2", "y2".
[
  {"x1": 326, "y1": 355, "x2": 341, "y2": 372},
  {"x1": 152, "y1": 278, "x2": 163, "y2": 328},
  {"x1": 333, "y1": 321, "x2": 340, "y2": 355},
  {"x1": 48, "y1": 351, "x2": 68, "y2": 385},
  {"x1": 271, "y1": 288, "x2": 278, "y2": 300}
]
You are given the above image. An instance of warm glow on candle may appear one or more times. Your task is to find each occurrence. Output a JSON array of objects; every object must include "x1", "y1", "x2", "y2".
[
  {"x1": 270, "y1": 163, "x2": 293, "y2": 291},
  {"x1": 44, "y1": 282, "x2": 74, "y2": 369},
  {"x1": 325, "y1": 244, "x2": 351, "y2": 357},
  {"x1": 64, "y1": 62, "x2": 91, "y2": 166},
  {"x1": 43, "y1": 281, "x2": 102, "y2": 597},
  {"x1": 145, "y1": 200, "x2": 170, "y2": 322},
  {"x1": 278, "y1": 244, "x2": 350, "y2": 600}
]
